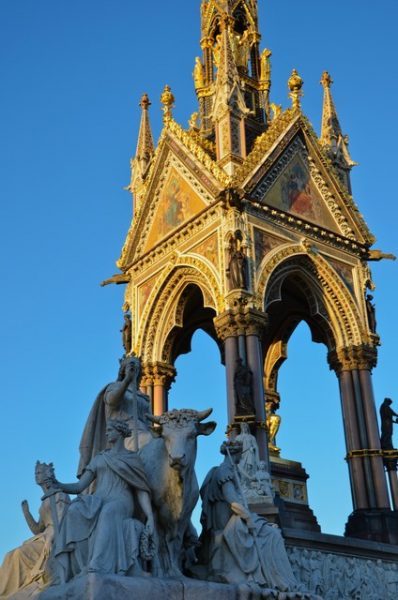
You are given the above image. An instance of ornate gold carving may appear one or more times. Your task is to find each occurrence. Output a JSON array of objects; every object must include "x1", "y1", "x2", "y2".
[
  {"x1": 270, "y1": 103, "x2": 282, "y2": 120},
  {"x1": 328, "y1": 344, "x2": 378, "y2": 373},
  {"x1": 193, "y1": 57, "x2": 205, "y2": 90},
  {"x1": 247, "y1": 200, "x2": 366, "y2": 258},
  {"x1": 288, "y1": 69, "x2": 304, "y2": 112},
  {"x1": 214, "y1": 307, "x2": 268, "y2": 341},
  {"x1": 257, "y1": 245, "x2": 368, "y2": 350},
  {"x1": 153, "y1": 362, "x2": 176, "y2": 388},
  {"x1": 168, "y1": 120, "x2": 230, "y2": 186},
  {"x1": 141, "y1": 361, "x2": 176, "y2": 390},
  {"x1": 120, "y1": 152, "x2": 219, "y2": 269},
  {"x1": 232, "y1": 110, "x2": 374, "y2": 247},
  {"x1": 161, "y1": 85, "x2": 175, "y2": 124},
  {"x1": 128, "y1": 206, "x2": 222, "y2": 278},
  {"x1": 232, "y1": 108, "x2": 296, "y2": 186},
  {"x1": 307, "y1": 156, "x2": 355, "y2": 239},
  {"x1": 299, "y1": 115, "x2": 374, "y2": 245},
  {"x1": 248, "y1": 134, "x2": 357, "y2": 241},
  {"x1": 260, "y1": 49, "x2": 272, "y2": 86},
  {"x1": 266, "y1": 400, "x2": 281, "y2": 455},
  {"x1": 138, "y1": 262, "x2": 222, "y2": 361}
]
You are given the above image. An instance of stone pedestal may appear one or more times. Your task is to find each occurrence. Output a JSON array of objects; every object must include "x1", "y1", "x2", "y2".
[
  {"x1": 345, "y1": 508, "x2": 398, "y2": 545},
  {"x1": 270, "y1": 456, "x2": 321, "y2": 533},
  {"x1": 38, "y1": 573, "x2": 319, "y2": 600}
]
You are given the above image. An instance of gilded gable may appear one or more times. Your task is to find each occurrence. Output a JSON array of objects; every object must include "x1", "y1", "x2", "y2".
[
  {"x1": 252, "y1": 138, "x2": 340, "y2": 235},
  {"x1": 143, "y1": 167, "x2": 208, "y2": 253}
]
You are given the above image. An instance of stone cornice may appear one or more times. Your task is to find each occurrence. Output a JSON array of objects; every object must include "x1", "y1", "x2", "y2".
[
  {"x1": 126, "y1": 203, "x2": 222, "y2": 276},
  {"x1": 245, "y1": 199, "x2": 368, "y2": 258}
]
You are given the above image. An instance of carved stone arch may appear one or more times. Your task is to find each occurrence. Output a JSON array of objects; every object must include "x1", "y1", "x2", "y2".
[
  {"x1": 140, "y1": 261, "x2": 222, "y2": 363},
  {"x1": 232, "y1": 3, "x2": 251, "y2": 32},
  {"x1": 154, "y1": 277, "x2": 216, "y2": 364},
  {"x1": 258, "y1": 245, "x2": 367, "y2": 409},
  {"x1": 257, "y1": 244, "x2": 366, "y2": 350},
  {"x1": 208, "y1": 11, "x2": 221, "y2": 40}
]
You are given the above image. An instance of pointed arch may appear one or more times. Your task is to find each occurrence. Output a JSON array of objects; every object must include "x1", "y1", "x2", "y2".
[
  {"x1": 137, "y1": 257, "x2": 223, "y2": 363},
  {"x1": 257, "y1": 243, "x2": 367, "y2": 352}
]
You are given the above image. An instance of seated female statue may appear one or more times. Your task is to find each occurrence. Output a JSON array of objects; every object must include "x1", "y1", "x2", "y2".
[
  {"x1": 48, "y1": 419, "x2": 155, "y2": 584},
  {"x1": 0, "y1": 462, "x2": 69, "y2": 599}
]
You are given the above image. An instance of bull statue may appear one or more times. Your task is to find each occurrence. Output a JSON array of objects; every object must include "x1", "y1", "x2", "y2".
[{"x1": 140, "y1": 408, "x2": 216, "y2": 577}]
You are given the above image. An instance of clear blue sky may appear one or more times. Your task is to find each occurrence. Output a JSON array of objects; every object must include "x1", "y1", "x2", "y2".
[{"x1": 1, "y1": 1, "x2": 397, "y2": 560}]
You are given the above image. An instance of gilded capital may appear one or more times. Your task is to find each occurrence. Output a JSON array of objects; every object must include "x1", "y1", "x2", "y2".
[
  {"x1": 214, "y1": 308, "x2": 268, "y2": 341},
  {"x1": 141, "y1": 362, "x2": 176, "y2": 389},
  {"x1": 328, "y1": 344, "x2": 378, "y2": 374},
  {"x1": 152, "y1": 362, "x2": 176, "y2": 389}
]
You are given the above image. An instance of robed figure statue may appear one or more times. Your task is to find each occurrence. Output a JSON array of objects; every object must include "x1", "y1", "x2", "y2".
[
  {"x1": 78, "y1": 356, "x2": 152, "y2": 476},
  {"x1": 46, "y1": 420, "x2": 155, "y2": 583},
  {"x1": 195, "y1": 441, "x2": 297, "y2": 591},
  {"x1": 0, "y1": 463, "x2": 69, "y2": 599}
]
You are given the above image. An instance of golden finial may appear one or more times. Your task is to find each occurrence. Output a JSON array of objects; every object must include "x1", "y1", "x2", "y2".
[
  {"x1": 139, "y1": 93, "x2": 151, "y2": 110},
  {"x1": 320, "y1": 71, "x2": 333, "y2": 89},
  {"x1": 160, "y1": 85, "x2": 175, "y2": 124},
  {"x1": 288, "y1": 68, "x2": 304, "y2": 111}
]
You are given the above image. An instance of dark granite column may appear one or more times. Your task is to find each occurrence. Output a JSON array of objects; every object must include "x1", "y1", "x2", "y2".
[
  {"x1": 214, "y1": 311, "x2": 239, "y2": 425},
  {"x1": 358, "y1": 369, "x2": 390, "y2": 508},
  {"x1": 246, "y1": 332, "x2": 269, "y2": 463},
  {"x1": 338, "y1": 370, "x2": 368, "y2": 509},
  {"x1": 215, "y1": 309, "x2": 270, "y2": 462},
  {"x1": 329, "y1": 345, "x2": 397, "y2": 544}
]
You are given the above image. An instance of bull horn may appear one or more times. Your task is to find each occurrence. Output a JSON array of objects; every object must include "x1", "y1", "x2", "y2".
[
  {"x1": 196, "y1": 408, "x2": 213, "y2": 422},
  {"x1": 146, "y1": 413, "x2": 162, "y2": 425}
]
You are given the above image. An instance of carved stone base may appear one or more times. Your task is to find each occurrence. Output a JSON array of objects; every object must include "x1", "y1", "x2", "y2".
[
  {"x1": 270, "y1": 456, "x2": 321, "y2": 533},
  {"x1": 38, "y1": 573, "x2": 320, "y2": 600},
  {"x1": 345, "y1": 508, "x2": 398, "y2": 545}
]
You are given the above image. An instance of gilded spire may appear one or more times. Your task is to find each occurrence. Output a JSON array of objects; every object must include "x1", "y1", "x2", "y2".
[
  {"x1": 135, "y1": 93, "x2": 154, "y2": 165},
  {"x1": 320, "y1": 71, "x2": 342, "y2": 145},
  {"x1": 212, "y1": 15, "x2": 248, "y2": 120},
  {"x1": 199, "y1": 0, "x2": 266, "y2": 140},
  {"x1": 320, "y1": 71, "x2": 357, "y2": 191},
  {"x1": 212, "y1": 14, "x2": 249, "y2": 174},
  {"x1": 129, "y1": 93, "x2": 154, "y2": 204},
  {"x1": 216, "y1": 14, "x2": 240, "y2": 92}
]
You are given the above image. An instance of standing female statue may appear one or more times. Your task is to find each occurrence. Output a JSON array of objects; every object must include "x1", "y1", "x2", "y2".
[
  {"x1": 0, "y1": 462, "x2": 69, "y2": 598},
  {"x1": 227, "y1": 235, "x2": 248, "y2": 290},
  {"x1": 236, "y1": 422, "x2": 259, "y2": 480},
  {"x1": 48, "y1": 420, "x2": 155, "y2": 583}
]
